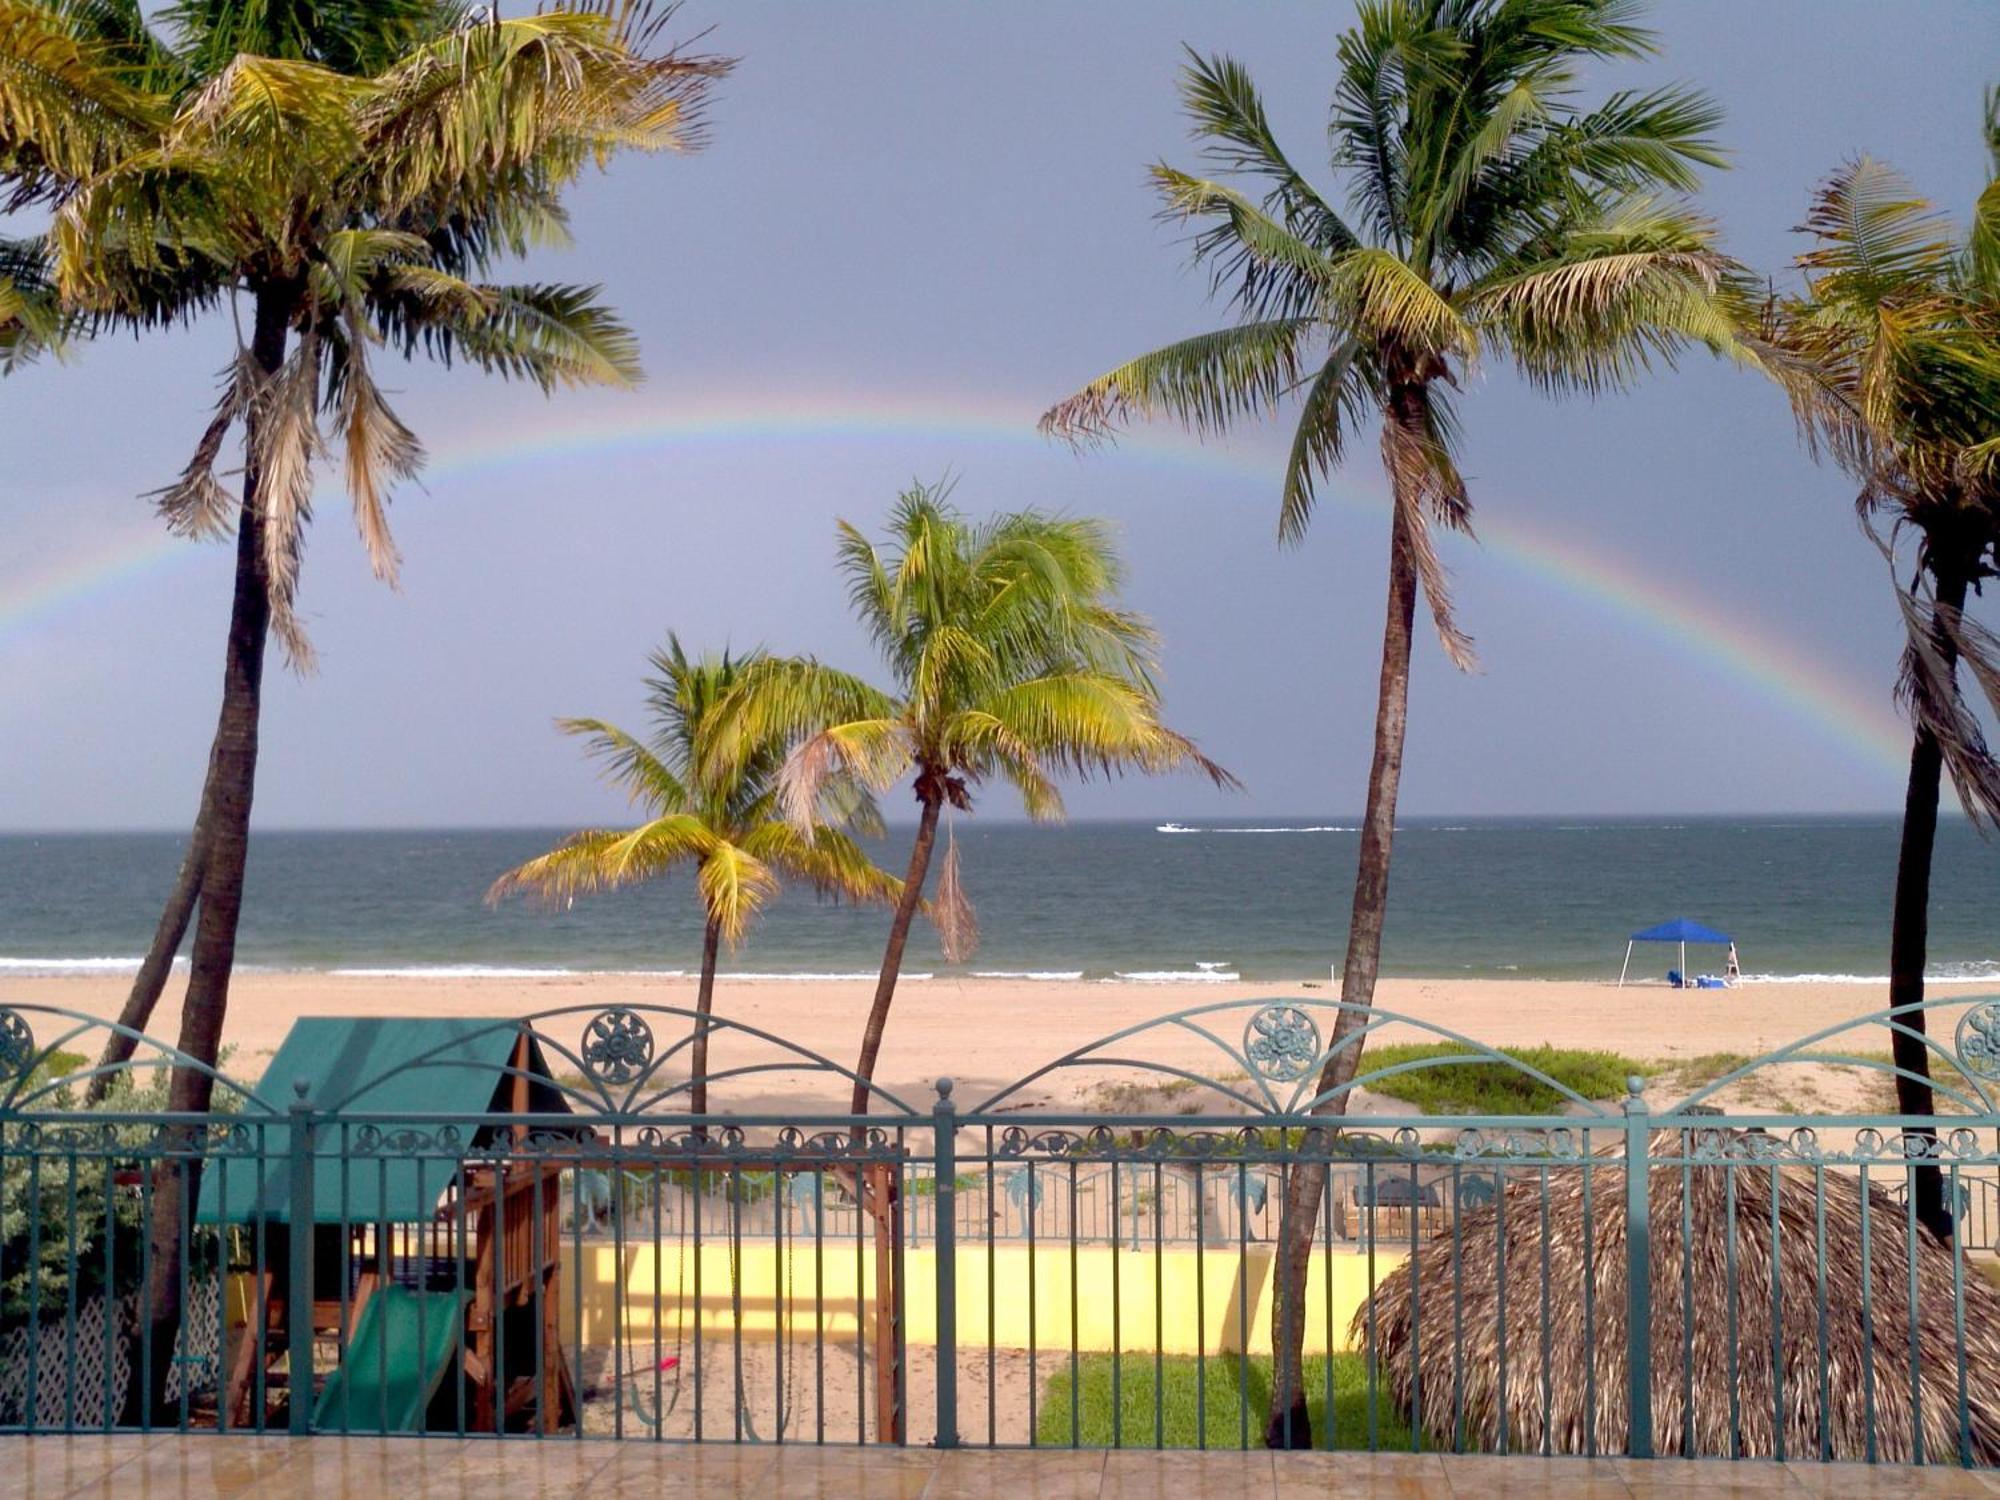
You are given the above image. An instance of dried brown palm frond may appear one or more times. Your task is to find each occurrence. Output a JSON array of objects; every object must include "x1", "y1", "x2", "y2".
[
  {"x1": 1380, "y1": 406, "x2": 1477, "y2": 672},
  {"x1": 248, "y1": 329, "x2": 324, "y2": 669},
  {"x1": 148, "y1": 350, "x2": 255, "y2": 539},
  {"x1": 1358, "y1": 1150, "x2": 2000, "y2": 1462},
  {"x1": 930, "y1": 825, "x2": 977, "y2": 963}
]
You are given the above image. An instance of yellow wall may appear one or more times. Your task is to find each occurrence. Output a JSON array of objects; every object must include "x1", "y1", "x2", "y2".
[{"x1": 560, "y1": 1243, "x2": 1404, "y2": 1356}]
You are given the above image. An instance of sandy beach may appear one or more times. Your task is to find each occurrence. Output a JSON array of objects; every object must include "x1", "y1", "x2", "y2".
[{"x1": 8, "y1": 971, "x2": 1985, "y2": 1113}]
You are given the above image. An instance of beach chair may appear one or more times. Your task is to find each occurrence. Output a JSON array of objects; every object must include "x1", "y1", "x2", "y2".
[{"x1": 1667, "y1": 969, "x2": 1686, "y2": 988}]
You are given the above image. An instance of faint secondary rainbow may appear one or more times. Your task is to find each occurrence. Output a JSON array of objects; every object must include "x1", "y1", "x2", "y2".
[{"x1": 1, "y1": 391, "x2": 1911, "y2": 774}]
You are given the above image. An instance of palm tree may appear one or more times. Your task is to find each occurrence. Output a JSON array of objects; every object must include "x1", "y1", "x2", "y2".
[
  {"x1": 710, "y1": 481, "x2": 1235, "y2": 1117},
  {"x1": 0, "y1": 0, "x2": 727, "y2": 1107},
  {"x1": 487, "y1": 639, "x2": 900, "y2": 1115},
  {"x1": 1765, "y1": 131, "x2": 2000, "y2": 1241},
  {"x1": 0, "y1": 0, "x2": 726, "y2": 1415},
  {"x1": 1040, "y1": 0, "x2": 1752, "y2": 1447}
]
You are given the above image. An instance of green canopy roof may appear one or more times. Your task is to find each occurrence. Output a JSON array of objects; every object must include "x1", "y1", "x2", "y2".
[{"x1": 196, "y1": 1017, "x2": 572, "y2": 1226}]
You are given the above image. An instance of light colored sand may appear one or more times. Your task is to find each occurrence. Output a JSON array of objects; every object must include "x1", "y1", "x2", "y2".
[{"x1": 7, "y1": 971, "x2": 1985, "y2": 1114}]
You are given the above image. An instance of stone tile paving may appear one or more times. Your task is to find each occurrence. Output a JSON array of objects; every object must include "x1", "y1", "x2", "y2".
[{"x1": 0, "y1": 1436, "x2": 1994, "y2": 1498}]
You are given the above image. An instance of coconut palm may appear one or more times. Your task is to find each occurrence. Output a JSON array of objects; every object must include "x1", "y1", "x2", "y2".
[
  {"x1": 1040, "y1": 0, "x2": 1754, "y2": 1447},
  {"x1": 0, "y1": 0, "x2": 727, "y2": 1106},
  {"x1": 710, "y1": 481, "x2": 1234, "y2": 1117},
  {"x1": 0, "y1": 0, "x2": 725, "y2": 1417},
  {"x1": 487, "y1": 639, "x2": 900, "y2": 1115},
  {"x1": 1764, "y1": 131, "x2": 2000, "y2": 1240}
]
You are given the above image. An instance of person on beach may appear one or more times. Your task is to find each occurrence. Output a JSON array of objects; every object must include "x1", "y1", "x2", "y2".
[{"x1": 1725, "y1": 943, "x2": 1741, "y2": 984}]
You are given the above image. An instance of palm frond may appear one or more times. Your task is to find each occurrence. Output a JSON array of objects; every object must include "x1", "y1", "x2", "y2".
[
  {"x1": 329, "y1": 312, "x2": 422, "y2": 584},
  {"x1": 485, "y1": 814, "x2": 715, "y2": 908},
  {"x1": 1381, "y1": 395, "x2": 1477, "y2": 671},
  {"x1": 359, "y1": 9, "x2": 729, "y2": 215},
  {"x1": 739, "y1": 821, "x2": 901, "y2": 906},
  {"x1": 778, "y1": 719, "x2": 912, "y2": 830},
  {"x1": 248, "y1": 327, "x2": 324, "y2": 669},
  {"x1": 1176, "y1": 48, "x2": 1358, "y2": 256},
  {"x1": 1332, "y1": 244, "x2": 1478, "y2": 364},
  {"x1": 695, "y1": 841, "x2": 777, "y2": 948},
  {"x1": 145, "y1": 347, "x2": 251, "y2": 537},
  {"x1": 555, "y1": 715, "x2": 692, "y2": 811},
  {"x1": 1800, "y1": 158, "x2": 1961, "y2": 305},
  {"x1": 1039, "y1": 318, "x2": 1312, "y2": 445},
  {"x1": 929, "y1": 826, "x2": 977, "y2": 963},
  {"x1": 1278, "y1": 338, "x2": 1375, "y2": 545},
  {"x1": 705, "y1": 655, "x2": 902, "y2": 785},
  {"x1": 394, "y1": 281, "x2": 641, "y2": 390},
  {"x1": 0, "y1": 0, "x2": 166, "y2": 204},
  {"x1": 1152, "y1": 164, "x2": 1341, "y2": 323},
  {"x1": 1469, "y1": 199, "x2": 1744, "y2": 395}
]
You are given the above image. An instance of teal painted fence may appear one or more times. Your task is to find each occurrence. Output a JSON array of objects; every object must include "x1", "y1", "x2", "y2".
[{"x1": 3, "y1": 996, "x2": 1999, "y2": 1466}]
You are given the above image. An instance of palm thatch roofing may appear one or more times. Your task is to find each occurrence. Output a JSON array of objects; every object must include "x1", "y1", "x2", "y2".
[{"x1": 1356, "y1": 1148, "x2": 2000, "y2": 1463}]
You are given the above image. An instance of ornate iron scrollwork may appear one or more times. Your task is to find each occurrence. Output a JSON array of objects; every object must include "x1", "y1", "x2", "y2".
[
  {"x1": 353, "y1": 1123, "x2": 464, "y2": 1156},
  {"x1": 1243, "y1": 1004, "x2": 1319, "y2": 1083},
  {"x1": 0, "y1": 1007, "x2": 36, "y2": 1081},
  {"x1": 1955, "y1": 1000, "x2": 2000, "y2": 1081},
  {"x1": 581, "y1": 1007, "x2": 655, "y2": 1087}
]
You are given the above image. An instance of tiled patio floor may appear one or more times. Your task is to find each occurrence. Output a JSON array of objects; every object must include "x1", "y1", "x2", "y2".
[{"x1": 3, "y1": 1437, "x2": 1997, "y2": 1498}]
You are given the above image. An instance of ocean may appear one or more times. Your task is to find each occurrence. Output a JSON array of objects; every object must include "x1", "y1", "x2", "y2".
[{"x1": 0, "y1": 817, "x2": 1994, "y2": 986}]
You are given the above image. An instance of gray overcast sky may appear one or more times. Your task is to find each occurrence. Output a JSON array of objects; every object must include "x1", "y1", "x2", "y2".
[{"x1": 4, "y1": 0, "x2": 1999, "y2": 831}]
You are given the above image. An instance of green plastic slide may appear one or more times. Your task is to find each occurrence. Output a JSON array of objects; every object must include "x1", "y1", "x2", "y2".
[{"x1": 311, "y1": 1284, "x2": 467, "y2": 1433}]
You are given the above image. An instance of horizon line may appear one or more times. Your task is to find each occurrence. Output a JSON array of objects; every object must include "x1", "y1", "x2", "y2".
[{"x1": 0, "y1": 807, "x2": 1946, "y2": 838}]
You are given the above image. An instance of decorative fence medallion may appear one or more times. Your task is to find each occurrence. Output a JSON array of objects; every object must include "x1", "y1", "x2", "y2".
[
  {"x1": 1956, "y1": 1001, "x2": 2000, "y2": 1082},
  {"x1": 581, "y1": 1008, "x2": 654, "y2": 1087},
  {"x1": 0, "y1": 1008, "x2": 34, "y2": 1082},
  {"x1": 1243, "y1": 1004, "x2": 1319, "y2": 1083}
]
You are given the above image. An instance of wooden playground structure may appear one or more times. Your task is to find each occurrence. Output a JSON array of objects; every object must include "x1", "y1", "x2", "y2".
[
  {"x1": 205, "y1": 1016, "x2": 906, "y2": 1439},
  {"x1": 207, "y1": 1022, "x2": 579, "y2": 1433}
]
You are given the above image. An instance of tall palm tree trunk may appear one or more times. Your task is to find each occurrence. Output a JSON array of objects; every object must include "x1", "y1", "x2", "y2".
[
  {"x1": 123, "y1": 283, "x2": 290, "y2": 1424},
  {"x1": 850, "y1": 791, "x2": 942, "y2": 1118},
  {"x1": 1265, "y1": 430, "x2": 1423, "y2": 1450},
  {"x1": 691, "y1": 915, "x2": 721, "y2": 1118},
  {"x1": 1889, "y1": 559, "x2": 1971, "y2": 1244}
]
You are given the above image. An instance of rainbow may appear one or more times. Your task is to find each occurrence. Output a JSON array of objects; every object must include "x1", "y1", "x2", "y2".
[{"x1": 0, "y1": 390, "x2": 1912, "y2": 775}]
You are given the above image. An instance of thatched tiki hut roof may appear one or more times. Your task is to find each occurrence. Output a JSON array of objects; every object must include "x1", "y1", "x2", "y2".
[{"x1": 1357, "y1": 1150, "x2": 2000, "y2": 1462}]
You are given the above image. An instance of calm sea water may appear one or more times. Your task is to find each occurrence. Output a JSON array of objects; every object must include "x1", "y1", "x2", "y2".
[{"x1": 0, "y1": 818, "x2": 1994, "y2": 986}]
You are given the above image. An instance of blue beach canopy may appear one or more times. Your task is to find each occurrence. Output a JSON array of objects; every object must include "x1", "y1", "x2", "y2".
[
  {"x1": 1619, "y1": 919, "x2": 1735, "y2": 987},
  {"x1": 1629, "y1": 918, "x2": 1732, "y2": 945}
]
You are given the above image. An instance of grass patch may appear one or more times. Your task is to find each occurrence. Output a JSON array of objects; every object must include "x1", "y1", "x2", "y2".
[
  {"x1": 1090, "y1": 1075, "x2": 1231, "y2": 1116},
  {"x1": 1355, "y1": 1043, "x2": 1653, "y2": 1115},
  {"x1": 1662, "y1": 1052, "x2": 1752, "y2": 1091},
  {"x1": 1035, "y1": 1352, "x2": 1416, "y2": 1451},
  {"x1": 1801, "y1": 1048, "x2": 1982, "y2": 1114}
]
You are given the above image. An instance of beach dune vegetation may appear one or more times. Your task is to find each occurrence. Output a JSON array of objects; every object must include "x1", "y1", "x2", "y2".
[
  {"x1": 1042, "y1": 0, "x2": 1760, "y2": 1447},
  {"x1": 1353, "y1": 1042, "x2": 1648, "y2": 1115},
  {"x1": 487, "y1": 639, "x2": 900, "y2": 1115}
]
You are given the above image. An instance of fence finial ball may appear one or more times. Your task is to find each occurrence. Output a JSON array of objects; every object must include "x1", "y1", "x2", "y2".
[
  {"x1": 936, "y1": 1076, "x2": 955, "y2": 1100},
  {"x1": 292, "y1": 1077, "x2": 311, "y2": 1101},
  {"x1": 1626, "y1": 1075, "x2": 1645, "y2": 1097}
]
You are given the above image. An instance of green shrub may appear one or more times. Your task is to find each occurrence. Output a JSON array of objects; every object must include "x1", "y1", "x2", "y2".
[
  {"x1": 1353, "y1": 1043, "x2": 1651, "y2": 1115},
  {"x1": 2, "y1": 1052, "x2": 234, "y2": 1328}
]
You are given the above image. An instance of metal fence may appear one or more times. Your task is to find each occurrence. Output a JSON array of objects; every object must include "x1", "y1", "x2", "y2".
[{"x1": 4, "y1": 995, "x2": 2000, "y2": 1468}]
